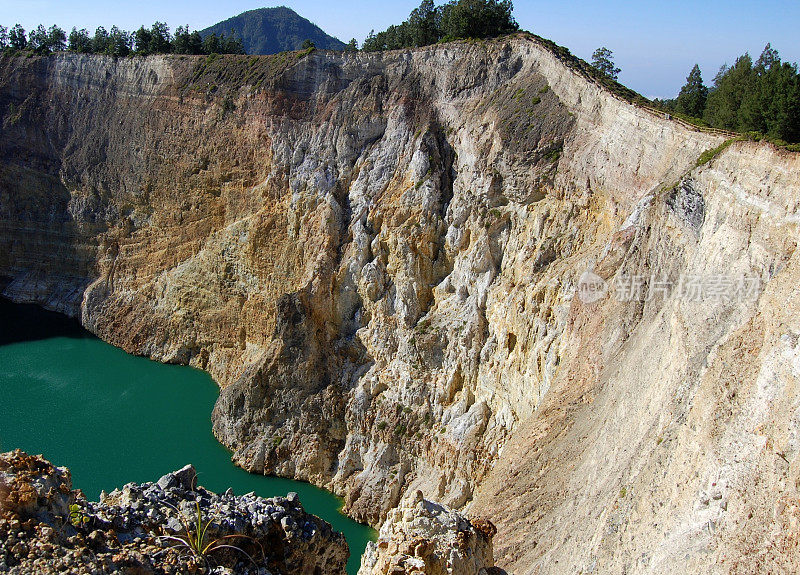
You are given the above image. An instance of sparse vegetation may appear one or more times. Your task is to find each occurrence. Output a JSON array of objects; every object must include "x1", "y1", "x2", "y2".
[
  {"x1": 159, "y1": 501, "x2": 262, "y2": 570},
  {"x1": 0, "y1": 21, "x2": 244, "y2": 57},
  {"x1": 695, "y1": 138, "x2": 738, "y2": 168},
  {"x1": 181, "y1": 50, "x2": 311, "y2": 94},
  {"x1": 543, "y1": 143, "x2": 563, "y2": 163}
]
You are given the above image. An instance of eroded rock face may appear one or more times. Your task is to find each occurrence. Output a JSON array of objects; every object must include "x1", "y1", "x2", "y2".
[
  {"x1": 0, "y1": 450, "x2": 348, "y2": 574},
  {"x1": 1, "y1": 35, "x2": 799, "y2": 574},
  {"x1": 360, "y1": 490, "x2": 498, "y2": 575},
  {"x1": 469, "y1": 143, "x2": 800, "y2": 573}
]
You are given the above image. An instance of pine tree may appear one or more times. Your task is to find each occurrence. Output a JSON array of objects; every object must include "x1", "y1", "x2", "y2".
[
  {"x1": 68, "y1": 28, "x2": 92, "y2": 53},
  {"x1": 362, "y1": 30, "x2": 381, "y2": 52},
  {"x1": 108, "y1": 26, "x2": 131, "y2": 56},
  {"x1": 675, "y1": 64, "x2": 708, "y2": 118},
  {"x1": 201, "y1": 33, "x2": 220, "y2": 55},
  {"x1": 92, "y1": 26, "x2": 111, "y2": 54},
  {"x1": 762, "y1": 62, "x2": 800, "y2": 141},
  {"x1": 9, "y1": 24, "x2": 27, "y2": 50},
  {"x1": 755, "y1": 43, "x2": 779, "y2": 72},
  {"x1": 407, "y1": 0, "x2": 440, "y2": 47},
  {"x1": 28, "y1": 24, "x2": 50, "y2": 53},
  {"x1": 148, "y1": 22, "x2": 171, "y2": 54},
  {"x1": 440, "y1": 0, "x2": 518, "y2": 41},
  {"x1": 704, "y1": 54, "x2": 754, "y2": 130},
  {"x1": 173, "y1": 26, "x2": 203, "y2": 55},
  {"x1": 133, "y1": 26, "x2": 152, "y2": 54},
  {"x1": 591, "y1": 47, "x2": 621, "y2": 80}
]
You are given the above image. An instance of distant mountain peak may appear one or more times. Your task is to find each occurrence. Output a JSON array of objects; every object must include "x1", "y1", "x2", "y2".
[{"x1": 200, "y1": 6, "x2": 346, "y2": 55}]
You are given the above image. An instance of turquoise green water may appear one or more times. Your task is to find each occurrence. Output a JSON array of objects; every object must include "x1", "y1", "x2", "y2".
[{"x1": 0, "y1": 299, "x2": 374, "y2": 574}]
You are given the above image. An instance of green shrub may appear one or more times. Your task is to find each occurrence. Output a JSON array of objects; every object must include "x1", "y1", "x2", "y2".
[
  {"x1": 695, "y1": 138, "x2": 737, "y2": 167},
  {"x1": 68, "y1": 503, "x2": 91, "y2": 528}
]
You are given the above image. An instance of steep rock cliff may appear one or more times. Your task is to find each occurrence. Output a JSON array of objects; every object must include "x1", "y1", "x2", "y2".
[{"x1": 1, "y1": 35, "x2": 798, "y2": 573}]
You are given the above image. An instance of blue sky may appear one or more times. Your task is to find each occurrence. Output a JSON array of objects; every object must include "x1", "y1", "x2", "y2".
[{"x1": 1, "y1": 0, "x2": 798, "y2": 98}]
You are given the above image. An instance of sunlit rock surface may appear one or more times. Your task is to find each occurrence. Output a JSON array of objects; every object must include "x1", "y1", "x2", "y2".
[{"x1": 2, "y1": 36, "x2": 799, "y2": 573}]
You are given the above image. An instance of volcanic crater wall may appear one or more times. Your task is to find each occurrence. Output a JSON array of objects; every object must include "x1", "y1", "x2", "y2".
[{"x1": 2, "y1": 36, "x2": 798, "y2": 574}]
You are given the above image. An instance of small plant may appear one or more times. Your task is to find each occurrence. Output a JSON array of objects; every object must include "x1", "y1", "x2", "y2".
[
  {"x1": 159, "y1": 501, "x2": 262, "y2": 570},
  {"x1": 619, "y1": 487, "x2": 627, "y2": 499},
  {"x1": 394, "y1": 423, "x2": 407, "y2": 436},
  {"x1": 68, "y1": 503, "x2": 91, "y2": 529},
  {"x1": 377, "y1": 421, "x2": 388, "y2": 431},
  {"x1": 543, "y1": 143, "x2": 563, "y2": 163},
  {"x1": 220, "y1": 94, "x2": 236, "y2": 116},
  {"x1": 7, "y1": 102, "x2": 22, "y2": 125}
]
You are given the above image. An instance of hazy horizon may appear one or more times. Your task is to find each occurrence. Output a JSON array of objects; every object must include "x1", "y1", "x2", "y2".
[{"x1": 1, "y1": 0, "x2": 798, "y2": 99}]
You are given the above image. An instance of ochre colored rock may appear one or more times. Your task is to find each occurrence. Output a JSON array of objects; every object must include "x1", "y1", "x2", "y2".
[{"x1": 2, "y1": 36, "x2": 799, "y2": 573}]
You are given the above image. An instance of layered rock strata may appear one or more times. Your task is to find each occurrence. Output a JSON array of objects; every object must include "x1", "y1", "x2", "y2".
[{"x1": 1, "y1": 34, "x2": 799, "y2": 573}]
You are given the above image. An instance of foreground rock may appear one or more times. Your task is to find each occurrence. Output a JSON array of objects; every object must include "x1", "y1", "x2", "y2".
[
  {"x1": 0, "y1": 450, "x2": 348, "y2": 574},
  {"x1": 360, "y1": 491, "x2": 500, "y2": 575}
]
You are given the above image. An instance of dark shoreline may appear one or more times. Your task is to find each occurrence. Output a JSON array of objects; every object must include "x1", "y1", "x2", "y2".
[{"x1": 0, "y1": 296, "x2": 90, "y2": 345}]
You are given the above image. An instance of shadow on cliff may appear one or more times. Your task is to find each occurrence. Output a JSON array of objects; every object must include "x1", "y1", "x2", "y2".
[{"x1": 0, "y1": 297, "x2": 91, "y2": 346}]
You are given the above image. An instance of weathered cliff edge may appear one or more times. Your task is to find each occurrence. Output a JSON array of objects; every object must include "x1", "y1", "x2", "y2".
[
  {"x1": 1, "y1": 35, "x2": 799, "y2": 573},
  {"x1": 0, "y1": 450, "x2": 348, "y2": 573}
]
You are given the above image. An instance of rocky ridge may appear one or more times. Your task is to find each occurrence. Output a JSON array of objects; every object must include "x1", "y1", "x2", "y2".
[
  {"x1": 1, "y1": 34, "x2": 799, "y2": 573},
  {"x1": 360, "y1": 489, "x2": 498, "y2": 575},
  {"x1": 0, "y1": 450, "x2": 348, "y2": 574}
]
